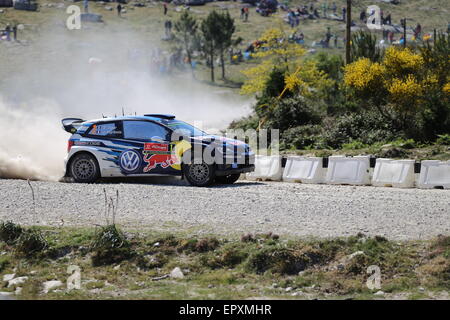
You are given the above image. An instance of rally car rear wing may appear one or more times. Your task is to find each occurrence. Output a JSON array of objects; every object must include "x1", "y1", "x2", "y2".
[{"x1": 62, "y1": 118, "x2": 85, "y2": 133}]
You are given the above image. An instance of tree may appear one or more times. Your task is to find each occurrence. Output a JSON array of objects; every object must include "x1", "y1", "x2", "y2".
[
  {"x1": 240, "y1": 28, "x2": 307, "y2": 95},
  {"x1": 350, "y1": 31, "x2": 383, "y2": 63},
  {"x1": 216, "y1": 11, "x2": 236, "y2": 80},
  {"x1": 344, "y1": 45, "x2": 449, "y2": 140},
  {"x1": 174, "y1": 11, "x2": 198, "y2": 78},
  {"x1": 200, "y1": 10, "x2": 238, "y2": 82},
  {"x1": 201, "y1": 11, "x2": 222, "y2": 82}
]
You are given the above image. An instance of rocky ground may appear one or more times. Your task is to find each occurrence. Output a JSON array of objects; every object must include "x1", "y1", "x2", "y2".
[{"x1": 0, "y1": 178, "x2": 448, "y2": 240}]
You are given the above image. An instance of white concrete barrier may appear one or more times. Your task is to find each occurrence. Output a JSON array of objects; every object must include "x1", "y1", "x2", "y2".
[
  {"x1": 418, "y1": 160, "x2": 450, "y2": 189},
  {"x1": 372, "y1": 159, "x2": 415, "y2": 188},
  {"x1": 282, "y1": 156, "x2": 326, "y2": 183},
  {"x1": 325, "y1": 156, "x2": 371, "y2": 185},
  {"x1": 246, "y1": 155, "x2": 282, "y2": 181}
]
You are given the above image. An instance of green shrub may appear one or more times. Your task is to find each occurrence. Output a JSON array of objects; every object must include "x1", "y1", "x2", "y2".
[
  {"x1": 391, "y1": 138, "x2": 416, "y2": 149},
  {"x1": 15, "y1": 228, "x2": 48, "y2": 257},
  {"x1": 262, "y1": 97, "x2": 323, "y2": 133},
  {"x1": 0, "y1": 256, "x2": 9, "y2": 272},
  {"x1": 91, "y1": 225, "x2": 133, "y2": 266},
  {"x1": 91, "y1": 225, "x2": 128, "y2": 250},
  {"x1": 0, "y1": 221, "x2": 24, "y2": 245},
  {"x1": 245, "y1": 244, "x2": 326, "y2": 275},
  {"x1": 342, "y1": 140, "x2": 369, "y2": 150},
  {"x1": 436, "y1": 134, "x2": 450, "y2": 145},
  {"x1": 281, "y1": 125, "x2": 323, "y2": 150},
  {"x1": 321, "y1": 111, "x2": 397, "y2": 148},
  {"x1": 194, "y1": 238, "x2": 220, "y2": 253}
]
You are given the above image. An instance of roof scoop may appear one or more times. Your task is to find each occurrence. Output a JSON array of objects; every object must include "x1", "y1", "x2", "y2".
[{"x1": 144, "y1": 114, "x2": 176, "y2": 119}]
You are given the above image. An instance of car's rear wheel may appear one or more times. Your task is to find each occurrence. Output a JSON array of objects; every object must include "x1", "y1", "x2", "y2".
[
  {"x1": 183, "y1": 162, "x2": 215, "y2": 187},
  {"x1": 70, "y1": 153, "x2": 100, "y2": 183},
  {"x1": 215, "y1": 173, "x2": 240, "y2": 184}
]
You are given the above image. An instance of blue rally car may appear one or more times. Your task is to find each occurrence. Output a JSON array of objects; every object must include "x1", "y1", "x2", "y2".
[{"x1": 62, "y1": 114, "x2": 255, "y2": 186}]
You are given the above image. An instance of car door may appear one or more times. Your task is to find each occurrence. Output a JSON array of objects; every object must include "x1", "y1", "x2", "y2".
[
  {"x1": 121, "y1": 120, "x2": 179, "y2": 175},
  {"x1": 83, "y1": 121, "x2": 125, "y2": 177}
]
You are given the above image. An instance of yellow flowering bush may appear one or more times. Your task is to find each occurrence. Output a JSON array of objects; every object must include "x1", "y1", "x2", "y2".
[
  {"x1": 443, "y1": 82, "x2": 450, "y2": 95},
  {"x1": 343, "y1": 58, "x2": 386, "y2": 90},
  {"x1": 387, "y1": 75, "x2": 423, "y2": 109},
  {"x1": 343, "y1": 47, "x2": 435, "y2": 113},
  {"x1": 285, "y1": 60, "x2": 334, "y2": 98},
  {"x1": 240, "y1": 28, "x2": 307, "y2": 95},
  {"x1": 383, "y1": 47, "x2": 424, "y2": 75}
]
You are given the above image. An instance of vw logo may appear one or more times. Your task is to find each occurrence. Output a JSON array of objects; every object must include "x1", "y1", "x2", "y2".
[{"x1": 120, "y1": 150, "x2": 141, "y2": 173}]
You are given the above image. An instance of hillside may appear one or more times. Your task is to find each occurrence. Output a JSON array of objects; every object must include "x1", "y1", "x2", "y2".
[{"x1": 0, "y1": 0, "x2": 448, "y2": 85}]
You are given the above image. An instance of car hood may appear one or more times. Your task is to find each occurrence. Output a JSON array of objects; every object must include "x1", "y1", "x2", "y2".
[{"x1": 191, "y1": 135, "x2": 249, "y2": 148}]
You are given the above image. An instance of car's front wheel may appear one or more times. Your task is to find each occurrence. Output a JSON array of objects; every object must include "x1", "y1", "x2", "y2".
[
  {"x1": 215, "y1": 174, "x2": 240, "y2": 184},
  {"x1": 183, "y1": 162, "x2": 215, "y2": 187},
  {"x1": 70, "y1": 153, "x2": 100, "y2": 183}
]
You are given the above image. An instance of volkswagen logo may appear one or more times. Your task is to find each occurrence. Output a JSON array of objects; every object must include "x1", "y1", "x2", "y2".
[{"x1": 119, "y1": 150, "x2": 141, "y2": 174}]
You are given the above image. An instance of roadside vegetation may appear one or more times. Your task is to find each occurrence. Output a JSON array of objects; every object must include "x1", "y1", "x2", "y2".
[
  {"x1": 1, "y1": 221, "x2": 448, "y2": 300},
  {"x1": 231, "y1": 32, "x2": 450, "y2": 156}
]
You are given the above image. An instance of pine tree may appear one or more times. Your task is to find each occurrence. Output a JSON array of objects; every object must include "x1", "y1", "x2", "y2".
[
  {"x1": 174, "y1": 11, "x2": 198, "y2": 78},
  {"x1": 201, "y1": 11, "x2": 222, "y2": 82}
]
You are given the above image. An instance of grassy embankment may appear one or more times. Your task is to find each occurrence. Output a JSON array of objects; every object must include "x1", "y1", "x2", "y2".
[{"x1": 1, "y1": 221, "x2": 449, "y2": 299}]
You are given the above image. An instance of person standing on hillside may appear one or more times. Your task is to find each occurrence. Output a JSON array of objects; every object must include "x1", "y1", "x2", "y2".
[
  {"x1": 325, "y1": 26, "x2": 332, "y2": 47},
  {"x1": 12, "y1": 25, "x2": 17, "y2": 41},
  {"x1": 5, "y1": 24, "x2": 11, "y2": 41},
  {"x1": 117, "y1": 3, "x2": 122, "y2": 16},
  {"x1": 244, "y1": 7, "x2": 249, "y2": 22},
  {"x1": 163, "y1": 2, "x2": 168, "y2": 15},
  {"x1": 321, "y1": 2, "x2": 328, "y2": 18},
  {"x1": 83, "y1": 0, "x2": 89, "y2": 13}
]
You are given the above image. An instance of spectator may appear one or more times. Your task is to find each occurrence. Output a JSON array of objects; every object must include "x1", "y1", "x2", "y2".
[
  {"x1": 314, "y1": 8, "x2": 320, "y2": 18},
  {"x1": 414, "y1": 23, "x2": 422, "y2": 39},
  {"x1": 164, "y1": 20, "x2": 173, "y2": 37},
  {"x1": 321, "y1": 2, "x2": 328, "y2": 18},
  {"x1": 384, "y1": 13, "x2": 392, "y2": 25},
  {"x1": 12, "y1": 25, "x2": 17, "y2": 41},
  {"x1": 241, "y1": 7, "x2": 245, "y2": 20},
  {"x1": 342, "y1": 7, "x2": 346, "y2": 21},
  {"x1": 331, "y1": 2, "x2": 336, "y2": 14},
  {"x1": 388, "y1": 31, "x2": 394, "y2": 44},
  {"x1": 360, "y1": 10, "x2": 366, "y2": 22},
  {"x1": 244, "y1": 7, "x2": 249, "y2": 22},
  {"x1": 325, "y1": 27, "x2": 332, "y2": 47},
  {"x1": 5, "y1": 24, "x2": 11, "y2": 41},
  {"x1": 84, "y1": 0, "x2": 89, "y2": 13},
  {"x1": 163, "y1": 2, "x2": 168, "y2": 15},
  {"x1": 117, "y1": 4, "x2": 122, "y2": 17}
]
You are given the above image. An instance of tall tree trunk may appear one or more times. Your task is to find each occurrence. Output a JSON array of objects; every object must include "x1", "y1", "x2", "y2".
[
  {"x1": 345, "y1": 0, "x2": 352, "y2": 64},
  {"x1": 184, "y1": 34, "x2": 195, "y2": 79},
  {"x1": 210, "y1": 44, "x2": 215, "y2": 82},
  {"x1": 186, "y1": 50, "x2": 195, "y2": 79},
  {"x1": 220, "y1": 50, "x2": 225, "y2": 79}
]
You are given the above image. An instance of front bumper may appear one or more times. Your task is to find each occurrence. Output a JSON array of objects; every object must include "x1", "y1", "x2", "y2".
[{"x1": 215, "y1": 164, "x2": 255, "y2": 176}]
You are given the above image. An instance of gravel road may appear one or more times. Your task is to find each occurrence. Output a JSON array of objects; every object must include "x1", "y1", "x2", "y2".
[{"x1": 0, "y1": 178, "x2": 448, "y2": 240}]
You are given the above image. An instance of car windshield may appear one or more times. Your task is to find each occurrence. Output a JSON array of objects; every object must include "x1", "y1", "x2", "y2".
[{"x1": 161, "y1": 119, "x2": 207, "y2": 137}]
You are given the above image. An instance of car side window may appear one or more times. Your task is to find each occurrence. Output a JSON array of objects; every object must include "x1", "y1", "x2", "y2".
[
  {"x1": 123, "y1": 121, "x2": 169, "y2": 141},
  {"x1": 88, "y1": 122, "x2": 122, "y2": 138}
]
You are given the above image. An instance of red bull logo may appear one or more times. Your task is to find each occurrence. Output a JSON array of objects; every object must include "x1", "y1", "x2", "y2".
[{"x1": 143, "y1": 153, "x2": 177, "y2": 172}]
